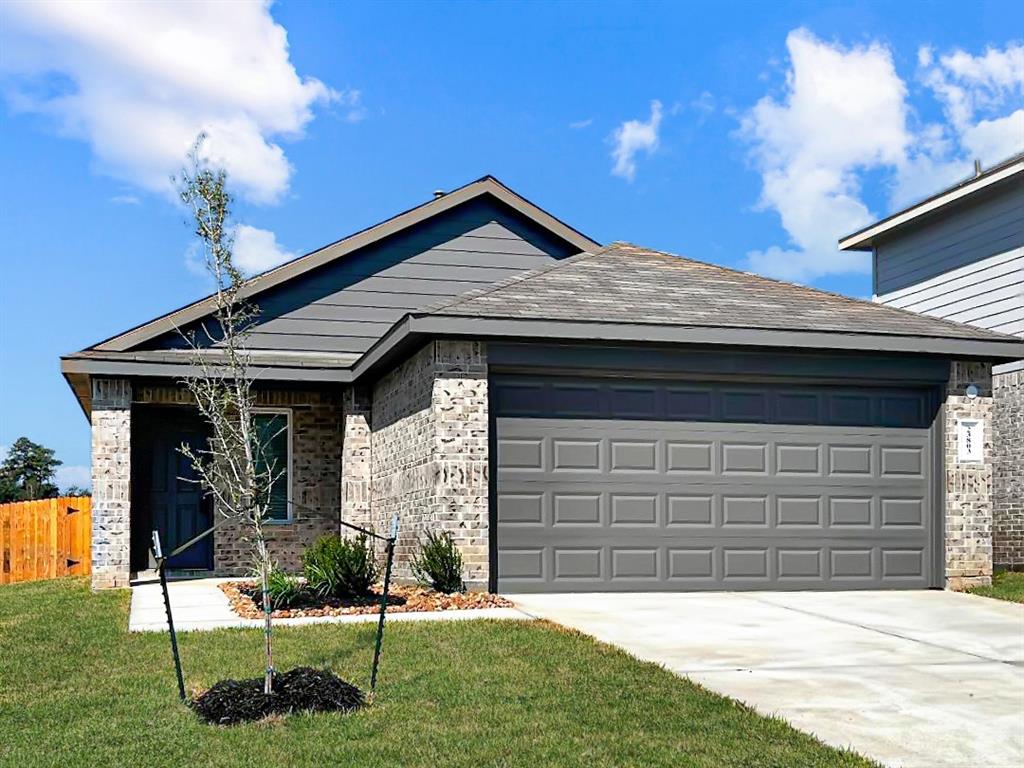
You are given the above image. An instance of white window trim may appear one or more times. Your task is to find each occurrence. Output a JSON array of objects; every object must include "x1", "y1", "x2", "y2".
[{"x1": 252, "y1": 407, "x2": 293, "y2": 523}]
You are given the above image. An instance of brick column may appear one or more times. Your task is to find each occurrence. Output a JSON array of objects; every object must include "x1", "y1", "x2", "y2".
[
  {"x1": 341, "y1": 385, "x2": 373, "y2": 533},
  {"x1": 430, "y1": 340, "x2": 489, "y2": 589},
  {"x1": 370, "y1": 340, "x2": 490, "y2": 589},
  {"x1": 91, "y1": 378, "x2": 132, "y2": 589},
  {"x1": 945, "y1": 361, "x2": 994, "y2": 590}
]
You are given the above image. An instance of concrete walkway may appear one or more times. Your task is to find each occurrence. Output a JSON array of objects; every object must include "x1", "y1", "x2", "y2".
[
  {"x1": 509, "y1": 590, "x2": 1024, "y2": 768},
  {"x1": 128, "y1": 577, "x2": 530, "y2": 632}
]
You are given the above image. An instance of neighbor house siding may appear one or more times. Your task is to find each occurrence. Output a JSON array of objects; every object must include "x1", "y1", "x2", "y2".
[
  {"x1": 145, "y1": 198, "x2": 578, "y2": 356},
  {"x1": 874, "y1": 180, "x2": 1024, "y2": 297},
  {"x1": 876, "y1": 247, "x2": 1023, "y2": 337}
]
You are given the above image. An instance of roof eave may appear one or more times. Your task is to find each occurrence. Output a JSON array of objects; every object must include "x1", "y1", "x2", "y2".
[
  {"x1": 838, "y1": 158, "x2": 1024, "y2": 251},
  {"x1": 349, "y1": 314, "x2": 1024, "y2": 382}
]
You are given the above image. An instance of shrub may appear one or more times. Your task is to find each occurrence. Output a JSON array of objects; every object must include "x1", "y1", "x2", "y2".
[
  {"x1": 302, "y1": 534, "x2": 378, "y2": 598},
  {"x1": 264, "y1": 566, "x2": 304, "y2": 610},
  {"x1": 411, "y1": 530, "x2": 464, "y2": 594}
]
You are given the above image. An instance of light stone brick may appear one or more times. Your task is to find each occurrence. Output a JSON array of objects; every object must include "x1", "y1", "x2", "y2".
[
  {"x1": 945, "y1": 361, "x2": 995, "y2": 590},
  {"x1": 369, "y1": 340, "x2": 489, "y2": 588},
  {"x1": 90, "y1": 378, "x2": 132, "y2": 589}
]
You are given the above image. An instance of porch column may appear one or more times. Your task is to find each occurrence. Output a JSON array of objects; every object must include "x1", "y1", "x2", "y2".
[
  {"x1": 91, "y1": 378, "x2": 132, "y2": 589},
  {"x1": 341, "y1": 385, "x2": 373, "y2": 532},
  {"x1": 945, "y1": 361, "x2": 994, "y2": 590}
]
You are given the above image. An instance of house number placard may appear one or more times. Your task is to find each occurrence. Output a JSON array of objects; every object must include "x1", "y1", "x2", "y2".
[{"x1": 956, "y1": 419, "x2": 983, "y2": 463}]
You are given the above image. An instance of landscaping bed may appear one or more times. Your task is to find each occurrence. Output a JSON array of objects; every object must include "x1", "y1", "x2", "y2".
[
  {"x1": 192, "y1": 666, "x2": 364, "y2": 725},
  {"x1": 220, "y1": 580, "x2": 513, "y2": 619}
]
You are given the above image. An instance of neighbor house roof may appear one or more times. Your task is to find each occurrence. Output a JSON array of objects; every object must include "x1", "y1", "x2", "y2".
[{"x1": 839, "y1": 152, "x2": 1024, "y2": 251}]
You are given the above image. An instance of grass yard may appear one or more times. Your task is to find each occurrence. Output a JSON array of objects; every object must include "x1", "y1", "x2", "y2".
[
  {"x1": 969, "y1": 569, "x2": 1024, "y2": 603},
  {"x1": 0, "y1": 579, "x2": 873, "y2": 768}
]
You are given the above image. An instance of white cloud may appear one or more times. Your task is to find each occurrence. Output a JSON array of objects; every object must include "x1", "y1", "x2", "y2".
[
  {"x1": 569, "y1": 118, "x2": 594, "y2": 129},
  {"x1": 742, "y1": 32, "x2": 1024, "y2": 282},
  {"x1": 185, "y1": 224, "x2": 295, "y2": 277},
  {"x1": 1, "y1": 0, "x2": 340, "y2": 204},
  {"x1": 691, "y1": 91, "x2": 715, "y2": 117},
  {"x1": 741, "y1": 29, "x2": 907, "y2": 281},
  {"x1": 110, "y1": 194, "x2": 140, "y2": 205},
  {"x1": 56, "y1": 465, "x2": 91, "y2": 492},
  {"x1": 610, "y1": 100, "x2": 663, "y2": 181},
  {"x1": 233, "y1": 224, "x2": 296, "y2": 273}
]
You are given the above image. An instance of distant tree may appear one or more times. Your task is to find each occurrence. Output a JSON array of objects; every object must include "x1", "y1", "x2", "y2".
[
  {"x1": 63, "y1": 485, "x2": 92, "y2": 498},
  {"x1": 0, "y1": 437, "x2": 61, "y2": 502}
]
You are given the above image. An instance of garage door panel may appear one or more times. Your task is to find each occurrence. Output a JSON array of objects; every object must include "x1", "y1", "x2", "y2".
[{"x1": 494, "y1": 377, "x2": 937, "y2": 592}]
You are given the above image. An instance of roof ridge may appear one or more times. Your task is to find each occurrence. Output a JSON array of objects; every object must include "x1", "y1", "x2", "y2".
[
  {"x1": 602, "y1": 242, "x2": 1019, "y2": 342},
  {"x1": 422, "y1": 245, "x2": 612, "y2": 315}
]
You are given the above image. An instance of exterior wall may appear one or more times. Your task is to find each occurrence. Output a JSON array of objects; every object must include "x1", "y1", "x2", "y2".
[
  {"x1": 944, "y1": 361, "x2": 995, "y2": 589},
  {"x1": 134, "y1": 385, "x2": 343, "y2": 575},
  {"x1": 876, "y1": 247, "x2": 1023, "y2": 338},
  {"x1": 370, "y1": 340, "x2": 489, "y2": 588},
  {"x1": 994, "y1": 368, "x2": 1024, "y2": 568},
  {"x1": 875, "y1": 181, "x2": 1024, "y2": 297},
  {"x1": 148, "y1": 197, "x2": 580, "y2": 358},
  {"x1": 91, "y1": 378, "x2": 132, "y2": 589}
]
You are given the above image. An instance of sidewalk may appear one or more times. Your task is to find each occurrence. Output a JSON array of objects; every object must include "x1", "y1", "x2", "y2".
[{"x1": 128, "y1": 576, "x2": 530, "y2": 632}]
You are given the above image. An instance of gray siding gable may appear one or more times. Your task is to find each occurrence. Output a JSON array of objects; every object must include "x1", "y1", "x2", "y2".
[
  {"x1": 144, "y1": 196, "x2": 582, "y2": 355},
  {"x1": 874, "y1": 177, "x2": 1023, "y2": 345},
  {"x1": 875, "y1": 178, "x2": 1024, "y2": 296}
]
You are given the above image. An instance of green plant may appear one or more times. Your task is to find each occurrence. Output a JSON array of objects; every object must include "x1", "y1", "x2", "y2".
[
  {"x1": 411, "y1": 530, "x2": 464, "y2": 594},
  {"x1": 302, "y1": 534, "x2": 378, "y2": 598},
  {"x1": 265, "y1": 567, "x2": 303, "y2": 609}
]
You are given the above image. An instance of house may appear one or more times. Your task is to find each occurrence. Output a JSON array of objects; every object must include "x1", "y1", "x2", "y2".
[
  {"x1": 840, "y1": 153, "x2": 1024, "y2": 572},
  {"x1": 63, "y1": 176, "x2": 1023, "y2": 592}
]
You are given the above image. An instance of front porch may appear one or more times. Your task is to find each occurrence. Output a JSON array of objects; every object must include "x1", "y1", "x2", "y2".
[{"x1": 90, "y1": 380, "x2": 348, "y2": 588}]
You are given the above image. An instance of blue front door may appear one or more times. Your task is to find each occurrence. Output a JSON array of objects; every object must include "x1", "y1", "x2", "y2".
[{"x1": 146, "y1": 417, "x2": 214, "y2": 570}]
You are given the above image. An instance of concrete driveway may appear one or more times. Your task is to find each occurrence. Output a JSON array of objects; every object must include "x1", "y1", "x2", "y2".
[{"x1": 509, "y1": 590, "x2": 1024, "y2": 768}]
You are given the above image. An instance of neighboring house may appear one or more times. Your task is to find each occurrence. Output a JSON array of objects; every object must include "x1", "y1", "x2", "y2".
[
  {"x1": 64, "y1": 176, "x2": 1022, "y2": 592},
  {"x1": 840, "y1": 153, "x2": 1024, "y2": 571}
]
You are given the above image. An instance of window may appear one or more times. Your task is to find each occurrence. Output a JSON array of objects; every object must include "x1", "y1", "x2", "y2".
[{"x1": 253, "y1": 410, "x2": 291, "y2": 522}]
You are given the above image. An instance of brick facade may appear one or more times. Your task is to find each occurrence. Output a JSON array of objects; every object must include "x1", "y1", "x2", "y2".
[
  {"x1": 369, "y1": 340, "x2": 489, "y2": 588},
  {"x1": 944, "y1": 361, "x2": 995, "y2": 589},
  {"x1": 993, "y1": 368, "x2": 1024, "y2": 569},
  {"x1": 91, "y1": 378, "x2": 133, "y2": 589},
  {"x1": 91, "y1": 351, "x2": 1006, "y2": 592}
]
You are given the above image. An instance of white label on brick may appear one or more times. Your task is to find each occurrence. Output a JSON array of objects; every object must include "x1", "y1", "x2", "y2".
[{"x1": 957, "y1": 419, "x2": 983, "y2": 463}]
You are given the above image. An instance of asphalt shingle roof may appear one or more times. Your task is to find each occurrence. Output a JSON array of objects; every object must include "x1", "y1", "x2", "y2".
[{"x1": 428, "y1": 242, "x2": 1020, "y2": 342}]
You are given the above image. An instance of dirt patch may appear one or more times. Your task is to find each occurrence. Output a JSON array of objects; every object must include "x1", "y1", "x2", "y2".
[
  {"x1": 220, "y1": 580, "x2": 513, "y2": 619},
  {"x1": 191, "y1": 667, "x2": 364, "y2": 725}
]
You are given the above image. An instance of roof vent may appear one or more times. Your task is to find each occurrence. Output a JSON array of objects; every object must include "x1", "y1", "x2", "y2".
[
  {"x1": 433, "y1": 189, "x2": 446, "y2": 199},
  {"x1": 974, "y1": 159, "x2": 983, "y2": 177}
]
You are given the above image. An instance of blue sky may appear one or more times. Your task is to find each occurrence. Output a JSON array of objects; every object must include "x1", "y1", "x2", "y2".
[{"x1": 1, "y1": 0, "x2": 1022, "y2": 488}]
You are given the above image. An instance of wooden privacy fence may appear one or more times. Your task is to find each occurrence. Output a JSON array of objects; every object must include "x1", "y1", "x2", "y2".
[{"x1": 0, "y1": 497, "x2": 91, "y2": 585}]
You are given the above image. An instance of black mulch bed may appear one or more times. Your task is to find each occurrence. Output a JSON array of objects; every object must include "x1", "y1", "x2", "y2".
[{"x1": 191, "y1": 667, "x2": 365, "y2": 725}]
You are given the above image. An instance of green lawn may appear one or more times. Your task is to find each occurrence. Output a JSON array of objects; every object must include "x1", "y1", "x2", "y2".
[
  {"x1": 0, "y1": 579, "x2": 873, "y2": 768},
  {"x1": 969, "y1": 569, "x2": 1024, "y2": 603}
]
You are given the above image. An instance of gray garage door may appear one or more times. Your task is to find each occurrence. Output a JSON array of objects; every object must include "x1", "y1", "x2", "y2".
[{"x1": 493, "y1": 376, "x2": 940, "y2": 592}]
